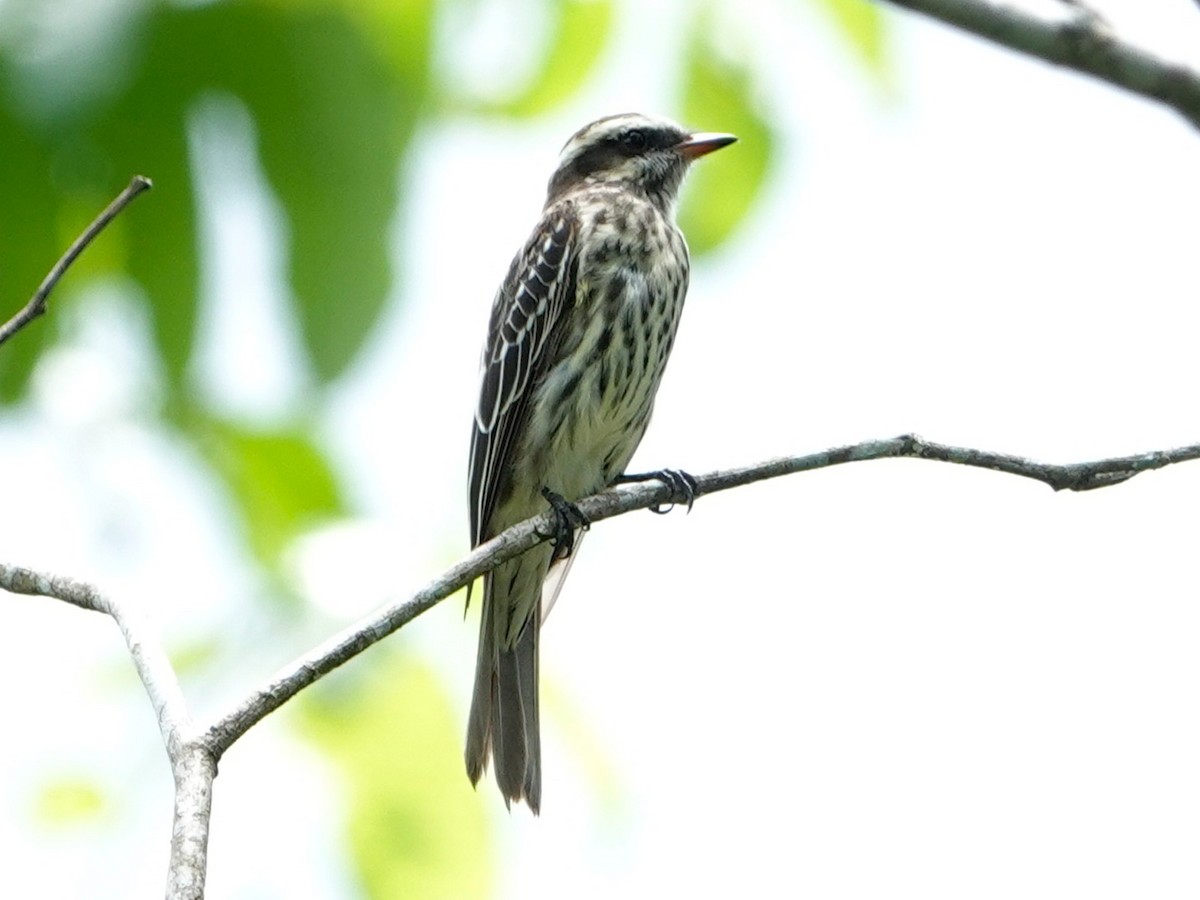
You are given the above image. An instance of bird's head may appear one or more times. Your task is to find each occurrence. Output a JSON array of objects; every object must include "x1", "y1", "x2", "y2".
[{"x1": 546, "y1": 112, "x2": 736, "y2": 208}]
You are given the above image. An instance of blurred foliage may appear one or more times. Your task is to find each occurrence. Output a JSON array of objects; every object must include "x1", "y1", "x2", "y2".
[
  {"x1": 678, "y1": 16, "x2": 773, "y2": 255},
  {"x1": 190, "y1": 415, "x2": 346, "y2": 576},
  {"x1": 166, "y1": 635, "x2": 225, "y2": 679},
  {"x1": 2, "y1": 0, "x2": 430, "y2": 630},
  {"x1": 32, "y1": 776, "x2": 109, "y2": 827},
  {"x1": 299, "y1": 653, "x2": 492, "y2": 899},
  {"x1": 0, "y1": 102, "x2": 60, "y2": 400},
  {"x1": 0, "y1": 0, "x2": 890, "y2": 893},
  {"x1": 473, "y1": 0, "x2": 617, "y2": 117},
  {"x1": 542, "y1": 677, "x2": 624, "y2": 821},
  {"x1": 1, "y1": 1, "x2": 428, "y2": 396},
  {"x1": 813, "y1": 0, "x2": 891, "y2": 84}
]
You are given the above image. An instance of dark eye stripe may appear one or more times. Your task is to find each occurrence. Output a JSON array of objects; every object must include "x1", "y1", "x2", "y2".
[
  {"x1": 546, "y1": 120, "x2": 689, "y2": 197},
  {"x1": 621, "y1": 129, "x2": 647, "y2": 151}
]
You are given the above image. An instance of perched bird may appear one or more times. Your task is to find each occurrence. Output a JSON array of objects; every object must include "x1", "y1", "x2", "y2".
[{"x1": 466, "y1": 112, "x2": 736, "y2": 812}]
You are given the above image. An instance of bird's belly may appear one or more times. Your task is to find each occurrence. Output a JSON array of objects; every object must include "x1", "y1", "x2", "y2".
[
  {"x1": 534, "y1": 361, "x2": 658, "y2": 501},
  {"x1": 509, "y1": 241, "x2": 686, "y2": 513}
]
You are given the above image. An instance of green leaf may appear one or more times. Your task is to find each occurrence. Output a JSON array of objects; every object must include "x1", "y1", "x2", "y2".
[
  {"x1": 32, "y1": 776, "x2": 109, "y2": 826},
  {"x1": 77, "y1": 8, "x2": 205, "y2": 391},
  {"x1": 332, "y1": 0, "x2": 437, "y2": 89},
  {"x1": 221, "y1": 5, "x2": 426, "y2": 382},
  {"x1": 0, "y1": 104, "x2": 61, "y2": 400},
  {"x1": 98, "y1": 121, "x2": 198, "y2": 390},
  {"x1": 191, "y1": 415, "x2": 345, "y2": 569},
  {"x1": 678, "y1": 24, "x2": 772, "y2": 255},
  {"x1": 299, "y1": 653, "x2": 493, "y2": 899},
  {"x1": 470, "y1": 0, "x2": 615, "y2": 117},
  {"x1": 128, "y1": 2, "x2": 428, "y2": 384},
  {"x1": 811, "y1": 0, "x2": 890, "y2": 85}
]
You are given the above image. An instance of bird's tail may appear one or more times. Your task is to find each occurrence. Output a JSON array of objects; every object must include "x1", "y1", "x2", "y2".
[{"x1": 465, "y1": 549, "x2": 547, "y2": 813}]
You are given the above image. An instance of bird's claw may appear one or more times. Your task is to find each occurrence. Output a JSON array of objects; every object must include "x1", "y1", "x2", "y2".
[
  {"x1": 617, "y1": 468, "x2": 698, "y2": 514},
  {"x1": 540, "y1": 487, "x2": 591, "y2": 561}
]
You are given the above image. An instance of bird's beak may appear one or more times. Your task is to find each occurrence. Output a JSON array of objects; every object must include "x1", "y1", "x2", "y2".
[{"x1": 676, "y1": 132, "x2": 738, "y2": 160}]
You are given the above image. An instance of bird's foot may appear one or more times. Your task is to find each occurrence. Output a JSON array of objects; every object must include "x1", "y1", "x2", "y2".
[
  {"x1": 540, "y1": 487, "x2": 591, "y2": 561},
  {"x1": 615, "y1": 469, "x2": 699, "y2": 514}
]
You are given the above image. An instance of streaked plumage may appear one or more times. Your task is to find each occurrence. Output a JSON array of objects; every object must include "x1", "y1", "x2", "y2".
[{"x1": 466, "y1": 113, "x2": 736, "y2": 812}]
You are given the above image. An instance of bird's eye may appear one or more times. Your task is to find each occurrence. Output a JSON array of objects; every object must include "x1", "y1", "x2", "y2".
[{"x1": 620, "y1": 129, "x2": 647, "y2": 152}]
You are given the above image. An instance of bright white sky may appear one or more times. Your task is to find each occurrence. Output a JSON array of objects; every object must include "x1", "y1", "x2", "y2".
[{"x1": 3, "y1": 0, "x2": 1200, "y2": 897}]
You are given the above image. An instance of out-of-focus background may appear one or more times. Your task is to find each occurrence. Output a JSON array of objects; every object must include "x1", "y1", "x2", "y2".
[{"x1": 2, "y1": 0, "x2": 1200, "y2": 896}]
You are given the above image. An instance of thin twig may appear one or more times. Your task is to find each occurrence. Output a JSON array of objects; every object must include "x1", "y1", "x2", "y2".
[
  {"x1": 200, "y1": 432, "x2": 1200, "y2": 756},
  {"x1": 0, "y1": 175, "x2": 153, "y2": 349},
  {"x1": 875, "y1": 0, "x2": 1200, "y2": 129}
]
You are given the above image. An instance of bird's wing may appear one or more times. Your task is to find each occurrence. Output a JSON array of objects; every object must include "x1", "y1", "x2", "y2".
[{"x1": 469, "y1": 208, "x2": 577, "y2": 549}]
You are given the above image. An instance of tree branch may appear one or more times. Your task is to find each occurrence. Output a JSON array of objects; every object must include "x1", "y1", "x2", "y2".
[
  {"x1": 0, "y1": 175, "x2": 152, "y2": 349},
  {"x1": 168, "y1": 745, "x2": 215, "y2": 900},
  {"x1": 200, "y1": 432, "x2": 1200, "y2": 755},
  {"x1": 0, "y1": 563, "x2": 207, "y2": 897},
  {"x1": 5, "y1": 433, "x2": 1200, "y2": 895},
  {"x1": 0, "y1": 564, "x2": 191, "y2": 754},
  {"x1": 874, "y1": 0, "x2": 1200, "y2": 129}
]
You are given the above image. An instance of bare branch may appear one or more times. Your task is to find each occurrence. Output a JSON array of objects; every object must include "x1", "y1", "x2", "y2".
[
  {"x1": 0, "y1": 563, "x2": 191, "y2": 754},
  {"x1": 0, "y1": 562, "x2": 203, "y2": 897},
  {"x1": 0, "y1": 175, "x2": 153, "y2": 350},
  {"x1": 5, "y1": 432, "x2": 1200, "y2": 894},
  {"x1": 200, "y1": 432, "x2": 1200, "y2": 756},
  {"x1": 202, "y1": 508, "x2": 554, "y2": 756},
  {"x1": 168, "y1": 745, "x2": 215, "y2": 900},
  {"x1": 692, "y1": 434, "x2": 1200, "y2": 493},
  {"x1": 874, "y1": 0, "x2": 1200, "y2": 130}
]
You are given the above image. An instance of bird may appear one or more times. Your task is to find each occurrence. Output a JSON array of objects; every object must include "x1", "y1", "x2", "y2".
[{"x1": 466, "y1": 112, "x2": 736, "y2": 812}]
